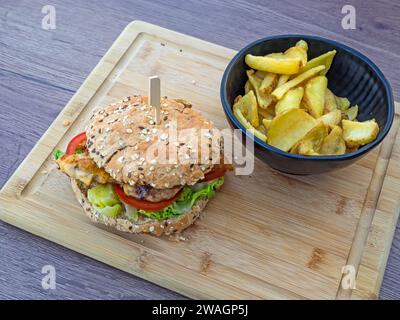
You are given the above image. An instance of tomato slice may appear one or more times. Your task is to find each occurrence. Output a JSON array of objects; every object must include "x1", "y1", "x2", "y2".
[
  {"x1": 66, "y1": 132, "x2": 86, "y2": 155},
  {"x1": 201, "y1": 167, "x2": 226, "y2": 182},
  {"x1": 114, "y1": 184, "x2": 182, "y2": 211}
]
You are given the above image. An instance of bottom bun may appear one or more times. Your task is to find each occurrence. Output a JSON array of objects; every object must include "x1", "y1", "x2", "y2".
[{"x1": 71, "y1": 179, "x2": 209, "y2": 237}]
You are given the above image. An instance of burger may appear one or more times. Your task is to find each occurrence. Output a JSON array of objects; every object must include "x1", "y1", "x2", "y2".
[{"x1": 54, "y1": 95, "x2": 229, "y2": 237}]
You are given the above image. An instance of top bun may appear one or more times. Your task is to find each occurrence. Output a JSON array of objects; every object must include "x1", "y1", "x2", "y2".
[{"x1": 86, "y1": 96, "x2": 222, "y2": 189}]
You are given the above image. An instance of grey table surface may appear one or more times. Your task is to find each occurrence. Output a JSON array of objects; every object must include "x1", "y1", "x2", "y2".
[{"x1": 0, "y1": 0, "x2": 399, "y2": 299}]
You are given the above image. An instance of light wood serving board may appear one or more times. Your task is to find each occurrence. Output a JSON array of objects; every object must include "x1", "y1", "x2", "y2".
[{"x1": 1, "y1": 21, "x2": 399, "y2": 300}]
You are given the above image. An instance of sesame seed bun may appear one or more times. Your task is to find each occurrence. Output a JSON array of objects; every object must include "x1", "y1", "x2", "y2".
[{"x1": 86, "y1": 96, "x2": 222, "y2": 189}]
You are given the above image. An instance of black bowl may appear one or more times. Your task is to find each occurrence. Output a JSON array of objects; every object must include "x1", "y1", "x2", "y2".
[{"x1": 220, "y1": 35, "x2": 394, "y2": 174}]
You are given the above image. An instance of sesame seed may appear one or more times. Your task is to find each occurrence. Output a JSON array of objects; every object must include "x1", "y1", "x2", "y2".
[
  {"x1": 160, "y1": 133, "x2": 169, "y2": 141},
  {"x1": 204, "y1": 132, "x2": 213, "y2": 139},
  {"x1": 126, "y1": 128, "x2": 133, "y2": 133}
]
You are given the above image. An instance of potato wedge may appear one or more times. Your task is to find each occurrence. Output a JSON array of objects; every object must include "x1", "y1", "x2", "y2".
[
  {"x1": 346, "y1": 146, "x2": 359, "y2": 153},
  {"x1": 262, "y1": 119, "x2": 273, "y2": 130},
  {"x1": 233, "y1": 107, "x2": 267, "y2": 141},
  {"x1": 291, "y1": 121, "x2": 328, "y2": 155},
  {"x1": 245, "y1": 54, "x2": 302, "y2": 75},
  {"x1": 344, "y1": 105, "x2": 359, "y2": 121},
  {"x1": 260, "y1": 72, "x2": 278, "y2": 94},
  {"x1": 233, "y1": 90, "x2": 259, "y2": 127},
  {"x1": 324, "y1": 88, "x2": 337, "y2": 113},
  {"x1": 335, "y1": 95, "x2": 350, "y2": 111},
  {"x1": 303, "y1": 76, "x2": 328, "y2": 118},
  {"x1": 244, "y1": 80, "x2": 253, "y2": 94},
  {"x1": 285, "y1": 46, "x2": 307, "y2": 67},
  {"x1": 320, "y1": 125, "x2": 346, "y2": 155},
  {"x1": 247, "y1": 70, "x2": 273, "y2": 109},
  {"x1": 255, "y1": 70, "x2": 267, "y2": 79},
  {"x1": 266, "y1": 52, "x2": 285, "y2": 59},
  {"x1": 257, "y1": 124, "x2": 267, "y2": 135},
  {"x1": 271, "y1": 65, "x2": 325, "y2": 100},
  {"x1": 267, "y1": 109, "x2": 317, "y2": 151},
  {"x1": 296, "y1": 40, "x2": 308, "y2": 51},
  {"x1": 319, "y1": 109, "x2": 342, "y2": 127},
  {"x1": 275, "y1": 87, "x2": 304, "y2": 115},
  {"x1": 298, "y1": 50, "x2": 336, "y2": 76},
  {"x1": 277, "y1": 74, "x2": 290, "y2": 87},
  {"x1": 258, "y1": 106, "x2": 275, "y2": 120},
  {"x1": 342, "y1": 119, "x2": 379, "y2": 147}
]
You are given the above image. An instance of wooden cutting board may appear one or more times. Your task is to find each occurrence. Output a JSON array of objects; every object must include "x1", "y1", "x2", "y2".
[{"x1": 1, "y1": 21, "x2": 399, "y2": 300}]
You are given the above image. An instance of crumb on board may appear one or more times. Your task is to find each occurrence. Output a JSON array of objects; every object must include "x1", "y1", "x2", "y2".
[
  {"x1": 179, "y1": 49, "x2": 183, "y2": 52},
  {"x1": 63, "y1": 119, "x2": 72, "y2": 126},
  {"x1": 200, "y1": 252, "x2": 212, "y2": 273},
  {"x1": 160, "y1": 42, "x2": 165, "y2": 46},
  {"x1": 41, "y1": 170, "x2": 48, "y2": 174},
  {"x1": 191, "y1": 79, "x2": 196, "y2": 85}
]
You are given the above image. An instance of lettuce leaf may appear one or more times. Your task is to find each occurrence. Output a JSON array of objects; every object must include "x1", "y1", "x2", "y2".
[
  {"x1": 138, "y1": 177, "x2": 224, "y2": 220},
  {"x1": 95, "y1": 204, "x2": 122, "y2": 218},
  {"x1": 87, "y1": 184, "x2": 122, "y2": 218},
  {"x1": 53, "y1": 149, "x2": 65, "y2": 160}
]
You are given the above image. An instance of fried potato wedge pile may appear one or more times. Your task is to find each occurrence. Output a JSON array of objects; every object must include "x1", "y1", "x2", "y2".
[{"x1": 232, "y1": 40, "x2": 380, "y2": 155}]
